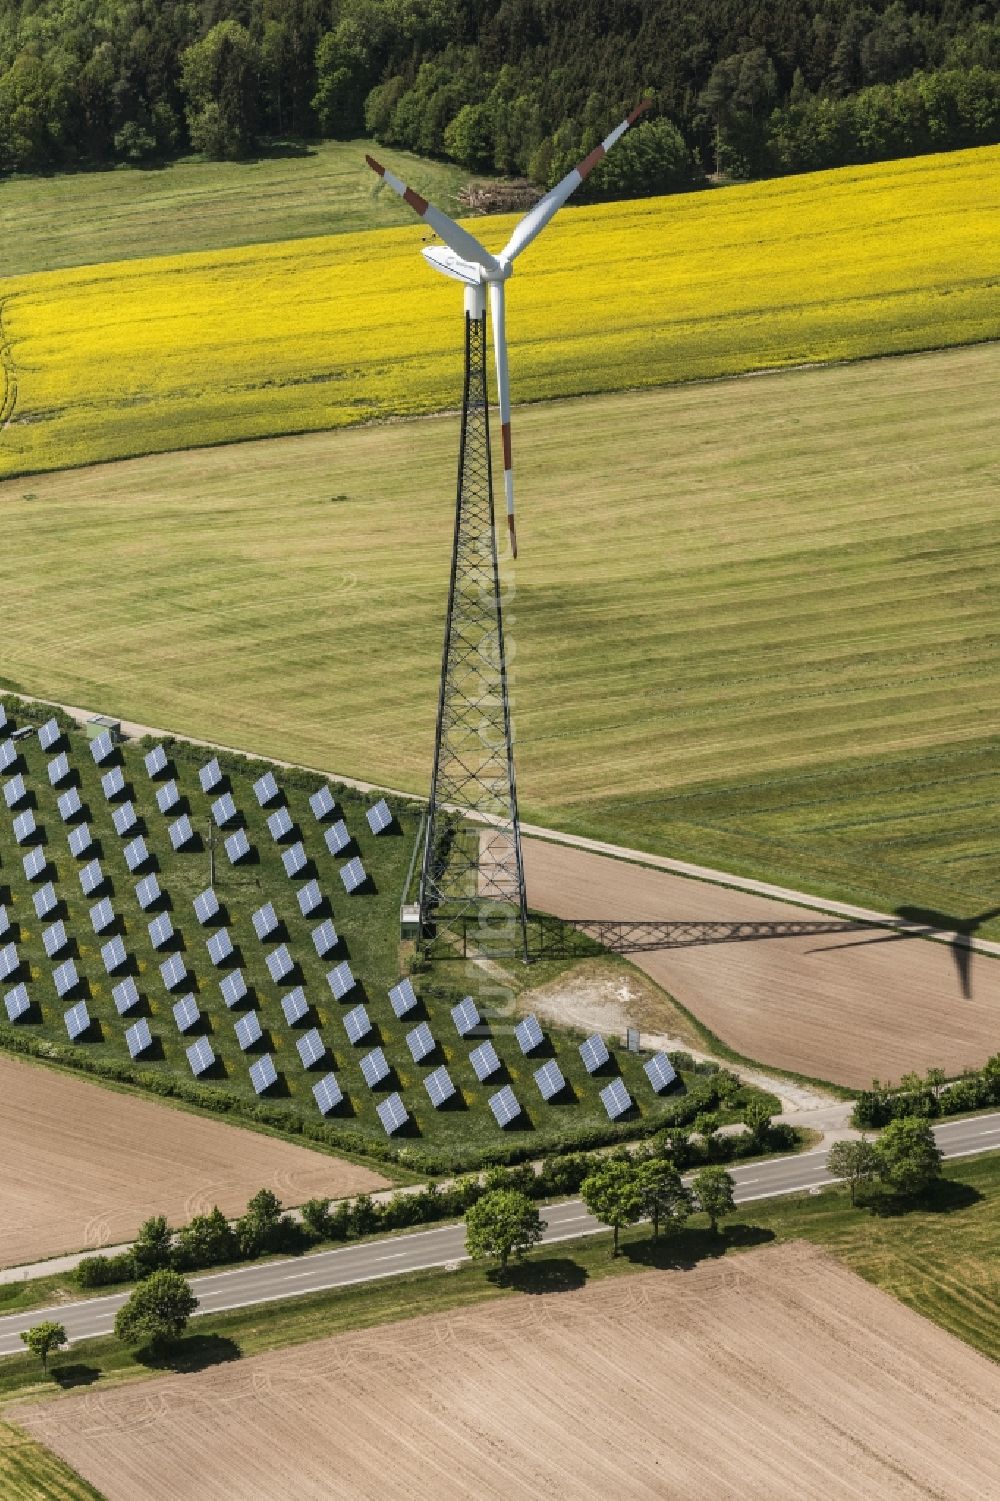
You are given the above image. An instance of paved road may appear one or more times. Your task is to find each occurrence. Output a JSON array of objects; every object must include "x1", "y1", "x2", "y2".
[{"x1": 2, "y1": 1112, "x2": 997, "y2": 1359}]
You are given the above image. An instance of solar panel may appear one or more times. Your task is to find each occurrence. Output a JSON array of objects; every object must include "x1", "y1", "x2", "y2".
[
  {"x1": 172, "y1": 994, "x2": 200, "y2": 1032},
  {"x1": 156, "y1": 780, "x2": 180, "y2": 815},
  {"x1": 42, "y1": 920, "x2": 68, "y2": 959},
  {"x1": 0, "y1": 943, "x2": 20, "y2": 982},
  {"x1": 451, "y1": 996, "x2": 481, "y2": 1037},
  {"x1": 148, "y1": 913, "x2": 175, "y2": 951},
  {"x1": 160, "y1": 953, "x2": 187, "y2": 991},
  {"x1": 425, "y1": 1065, "x2": 456, "y2": 1108},
  {"x1": 253, "y1": 770, "x2": 281, "y2": 806},
  {"x1": 326, "y1": 960, "x2": 355, "y2": 1000},
  {"x1": 340, "y1": 856, "x2": 366, "y2": 893},
  {"x1": 3, "y1": 774, "x2": 26, "y2": 808},
  {"x1": 376, "y1": 1092, "x2": 409, "y2": 1136},
  {"x1": 0, "y1": 905, "x2": 9, "y2": 939},
  {"x1": 135, "y1": 874, "x2": 161, "y2": 911},
  {"x1": 67, "y1": 823, "x2": 93, "y2": 859},
  {"x1": 277, "y1": 989, "x2": 307, "y2": 1030},
  {"x1": 534, "y1": 1060, "x2": 566, "y2": 1101},
  {"x1": 297, "y1": 879, "x2": 323, "y2": 917},
  {"x1": 267, "y1": 806, "x2": 293, "y2": 842},
  {"x1": 359, "y1": 1047, "x2": 393, "y2": 1099},
  {"x1": 57, "y1": 787, "x2": 83, "y2": 822},
  {"x1": 514, "y1": 1014, "x2": 544, "y2": 1055},
  {"x1": 101, "y1": 766, "x2": 126, "y2": 801},
  {"x1": 388, "y1": 977, "x2": 419, "y2": 1019},
  {"x1": 282, "y1": 842, "x2": 307, "y2": 878},
  {"x1": 366, "y1": 798, "x2": 392, "y2": 835},
  {"x1": 124, "y1": 836, "x2": 150, "y2": 872},
  {"x1": 406, "y1": 1021, "x2": 435, "y2": 1063},
  {"x1": 211, "y1": 792, "x2": 237, "y2": 827},
  {"x1": 296, "y1": 1028, "x2": 326, "y2": 1068},
  {"x1": 168, "y1": 814, "x2": 194, "y2": 850},
  {"x1": 89, "y1": 730, "x2": 115, "y2": 764},
  {"x1": 309, "y1": 784, "x2": 337, "y2": 821},
  {"x1": 0, "y1": 705, "x2": 7, "y2": 731},
  {"x1": 112, "y1": 801, "x2": 138, "y2": 837},
  {"x1": 33, "y1": 882, "x2": 57, "y2": 920},
  {"x1": 64, "y1": 1000, "x2": 90, "y2": 1040},
  {"x1": 126, "y1": 1018, "x2": 153, "y2": 1059},
  {"x1": 266, "y1": 944, "x2": 294, "y2": 984},
  {"x1": 78, "y1": 857, "x2": 104, "y2": 897},
  {"x1": 12, "y1": 809, "x2": 36, "y2": 844},
  {"x1": 0, "y1": 740, "x2": 19, "y2": 776},
  {"x1": 187, "y1": 1038, "x2": 215, "y2": 1077},
  {"x1": 112, "y1": 977, "x2": 141, "y2": 1015},
  {"x1": 219, "y1": 968, "x2": 248, "y2": 1008},
  {"x1": 4, "y1": 983, "x2": 30, "y2": 1023},
  {"x1": 144, "y1": 744, "x2": 168, "y2": 778},
  {"x1": 225, "y1": 828, "x2": 251, "y2": 864},
  {"x1": 251, "y1": 902, "x2": 279, "y2": 942},
  {"x1": 249, "y1": 1054, "x2": 278, "y2": 1095},
  {"x1": 101, "y1": 935, "x2": 128, "y2": 974},
  {"x1": 199, "y1": 757, "x2": 222, "y2": 793},
  {"x1": 311, "y1": 918, "x2": 338, "y2": 958},
  {"x1": 644, "y1": 1052, "x2": 679, "y2": 1094},
  {"x1": 90, "y1": 897, "x2": 116, "y2": 934},
  {"x1": 325, "y1": 820, "x2": 350, "y2": 856},
  {"x1": 600, "y1": 1078, "x2": 632, "y2": 1121},
  {"x1": 194, "y1": 887, "x2": 220, "y2": 925},
  {"x1": 235, "y1": 1010, "x2": 262, "y2": 1051},
  {"x1": 38, "y1": 717, "x2": 61, "y2": 752},
  {"x1": 22, "y1": 848, "x2": 47, "y2": 882},
  {"x1": 343, "y1": 1004, "x2": 371, "y2": 1044},
  {"x1": 206, "y1": 928, "x2": 234, "y2": 966},
  {"x1": 489, "y1": 1085, "x2": 521, "y2": 1127},
  {"x1": 47, "y1": 752, "x2": 71, "y2": 786},
  {"x1": 53, "y1": 958, "x2": 78, "y2": 997},
  {"x1": 313, "y1": 1071, "x2": 343, "y2": 1115},
  {"x1": 579, "y1": 1033, "x2": 611, "y2": 1074}
]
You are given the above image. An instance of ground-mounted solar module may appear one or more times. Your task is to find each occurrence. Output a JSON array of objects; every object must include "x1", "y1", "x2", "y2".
[
  {"x1": 253, "y1": 770, "x2": 281, "y2": 806},
  {"x1": 212, "y1": 792, "x2": 238, "y2": 828},
  {"x1": 12, "y1": 809, "x2": 36, "y2": 844},
  {"x1": 339, "y1": 856, "x2": 366, "y2": 893},
  {"x1": 225, "y1": 828, "x2": 251, "y2": 864},
  {"x1": 57, "y1": 787, "x2": 83, "y2": 823},
  {"x1": 406, "y1": 1021, "x2": 435, "y2": 1063},
  {"x1": 89, "y1": 730, "x2": 115, "y2": 764},
  {"x1": 47, "y1": 751, "x2": 71, "y2": 787},
  {"x1": 90, "y1": 897, "x2": 116, "y2": 934},
  {"x1": 0, "y1": 706, "x2": 7, "y2": 733},
  {"x1": 326, "y1": 960, "x2": 355, "y2": 1001},
  {"x1": 206, "y1": 928, "x2": 234, "y2": 966},
  {"x1": 124, "y1": 836, "x2": 150, "y2": 872},
  {"x1": 358, "y1": 1044, "x2": 390, "y2": 1092},
  {"x1": 0, "y1": 906, "x2": 8, "y2": 941},
  {"x1": 172, "y1": 993, "x2": 199, "y2": 1032},
  {"x1": 282, "y1": 841, "x2": 307, "y2": 878},
  {"x1": 366, "y1": 798, "x2": 392, "y2": 835},
  {"x1": 281, "y1": 986, "x2": 309, "y2": 1027},
  {"x1": 0, "y1": 943, "x2": 20, "y2": 982},
  {"x1": 514, "y1": 1014, "x2": 544, "y2": 1055},
  {"x1": 235, "y1": 1010, "x2": 263, "y2": 1051},
  {"x1": 113, "y1": 977, "x2": 141, "y2": 1016},
  {"x1": 145, "y1": 744, "x2": 168, "y2": 778},
  {"x1": 579, "y1": 1033, "x2": 611, "y2": 1074},
  {"x1": 644, "y1": 1052, "x2": 679, "y2": 1094},
  {"x1": 148, "y1": 913, "x2": 175, "y2": 951},
  {"x1": 135, "y1": 873, "x2": 161, "y2": 911},
  {"x1": 376, "y1": 1092, "x2": 409, "y2": 1136},
  {"x1": 67, "y1": 823, "x2": 93, "y2": 859},
  {"x1": 451, "y1": 997, "x2": 481, "y2": 1037},
  {"x1": 101, "y1": 766, "x2": 126, "y2": 801},
  {"x1": 3, "y1": 773, "x2": 26, "y2": 809},
  {"x1": 199, "y1": 757, "x2": 223, "y2": 793},
  {"x1": 5, "y1": 983, "x2": 30, "y2": 1023},
  {"x1": 313, "y1": 1071, "x2": 343, "y2": 1115},
  {"x1": 38, "y1": 717, "x2": 61, "y2": 753},
  {"x1": 112, "y1": 801, "x2": 138, "y2": 838},
  {"x1": 79, "y1": 858, "x2": 104, "y2": 896},
  {"x1": 311, "y1": 918, "x2": 337, "y2": 958},
  {"x1": 489, "y1": 1084, "x2": 521, "y2": 1128},
  {"x1": 160, "y1": 953, "x2": 187, "y2": 991},
  {"x1": 101, "y1": 935, "x2": 128, "y2": 974},
  {"x1": 64, "y1": 1000, "x2": 90, "y2": 1041},
  {"x1": 388, "y1": 977, "x2": 419, "y2": 1019},
  {"x1": 219, "y1": 968, "x2": 248, "y2": 1008},
  {"x1": 53, "y1": 958, "x2": 78, "y2": 997},
  {"x1": 266, "y1": 944, "x2": 294, "y2": 984},
  {"x1": 168, "y1": 813, "x2": 194, "y2": 851},
  {"x1": 267, "y1": 805, "x2": 293, "y2": 842},
  {"x1": 325, "y1": 819, "x2": 350, "y2": 856},
  {"x1": 193, "y1": 887, "x2": 220, "y2": 925},
  {"x1": 343, "y1": 1003, "x2": 371, "y2": 1045},
  {"x1": 424, "y1": 1065, "x2": 456, "y2": 1109},
  {"x1": 42, "y1": 920, "x2": 68, "y2": 959},
  {"x1": 126, "y1": 1018, "x2": 153, "y2": 1059},
  {"x1": 534, "y1": 1060, "x2": 567, "y2": 1101},
  {"x1": 297, "y1": 879, "x2": 323, "y2": 917},
  {"x1": 249, "y1": 1054, "x2": 278, "y2": 1095},
  {"x1": 296, "y1": 1028, "x2": 326, "y2": 1069},
  {"x1": 0, "y1": 740, "x2": 17, "y2": 774},
  {"x1": 23, "y1": 848, "x2": 47, "y2": 882},
  {"x1": 251, "y1": 902, "x2": 279, "y2": 942},
  {"x1": 187, "y1": 1038, "x2": 215, "y2": 1077},
  {"x1": 33, "y1": 882, "x2": 58, "y2": 921},
  {"x1": 309, "y1": 784, "x2": 337, "y2": 821},
  {"x1": 156, "y1": 780, "x2": 181, "y2": 816},
  {"x1": 600, "y1": 1078, "x2": 632, "y2": 1121}
]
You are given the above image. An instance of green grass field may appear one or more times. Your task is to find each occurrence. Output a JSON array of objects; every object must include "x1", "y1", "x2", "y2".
[
  {"x1": 2, "y1": 343, "x2": 998, "y2": 932},
  {"x1": 0, "y1": 1422, "x2": 103, "y2": 1501}
]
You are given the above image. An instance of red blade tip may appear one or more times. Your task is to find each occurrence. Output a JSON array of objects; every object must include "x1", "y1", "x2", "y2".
[
  {"x1": 628, "y1": 100, "x2": 653, "y2": 124},
  {"x1": 365, "y1": 155, "x2": 384, "y2": 176}
]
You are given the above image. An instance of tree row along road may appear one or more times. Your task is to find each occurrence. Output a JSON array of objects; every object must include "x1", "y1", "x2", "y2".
[{"x1": 1, "y1": 1113, "x2": 997, "y2": 1359}]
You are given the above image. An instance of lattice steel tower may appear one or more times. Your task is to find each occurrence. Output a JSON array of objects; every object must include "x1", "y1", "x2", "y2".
[{"x1": 418, "y1": 289, "x2": 528, "y2": 957}]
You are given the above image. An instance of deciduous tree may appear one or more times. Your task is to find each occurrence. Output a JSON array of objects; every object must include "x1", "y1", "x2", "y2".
[{"x1": 465, "y1": 1189, "x2": 545, "y2": 1276}]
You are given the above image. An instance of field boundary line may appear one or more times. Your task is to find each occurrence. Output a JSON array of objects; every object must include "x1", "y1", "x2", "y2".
[{"x1": 0, "y1": 295, "x2": 17, "y2": 432}]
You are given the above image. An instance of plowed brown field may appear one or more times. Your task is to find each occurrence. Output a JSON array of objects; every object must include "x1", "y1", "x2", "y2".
[
  {"x1": 14, "y1": 1243, "x2": 1000, "y2": 1500},
  {"x1": 0, "y1": 1056, "x2": 387, "y2": 1267},
  {"x1": 523, "y1": 838, "x2": 1000, "y2": 1086}
]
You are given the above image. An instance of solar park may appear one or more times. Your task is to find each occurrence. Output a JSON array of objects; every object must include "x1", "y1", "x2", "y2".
[{"x1": 0, "y1": 705, "x2": 687, "y2": 1170}]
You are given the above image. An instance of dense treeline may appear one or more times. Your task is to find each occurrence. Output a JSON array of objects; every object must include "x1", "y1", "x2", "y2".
[{"x1": 1, "y1": 2, "x2": 998, "y2": 189}]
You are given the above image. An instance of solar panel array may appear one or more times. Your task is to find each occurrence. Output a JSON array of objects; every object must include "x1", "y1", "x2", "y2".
[
  {"x1": 199, "y1": 758, "x2": 223, "y2": 793},
  {"x1": 388, "y1": 977, "x2": 418, "y2": 1019},
  {"x1": 173, "y1": 994, "x2": 199, "y2": 1032},
  {"x1": 112, "y1": 801, "x2": 138, "y2": 837},
  {"x1": 57, "y1": 788, "x2": 82, "y2": 822},
  {"x1": 136, "y1": 874, "x2": 161, "y2": 911},
  {"x1": 3, "y1": 774, "x2": 26, "y2": 808},
  {"x1": 235, "y1": 1011, "x2": 262, "y2": 1051},
  {"x1": 101, "y1": 766, "x2": 125, "y2": 801},
  {"x1": 298, "y1": 879, "x2": 322, "y2": 917},
  {"x1": 90, "y1": 730, "x2": 115, "y2": 764},
  {"x1": 207, "y1": 928, "x2": 234, "y2": 966},
  {"x1": 366, "y1": 798, "x2": 392, "y2": 835},
  {"x1": 360, "y1": 1046, "x2": 390, "y2": 1087},
  {"x1": 469, "y1": 1040, "x2": 501, "y2": 1082},
  {"x1": 579, "y1": 1034, "x2": 610, "y2": 1074},
  {"x1": 327, "y1": 960, "x2": 355, "y2": 1000},
  {"x1": 64, "y1": 999, "x2": 90, "y2": 1039},
  {"x1": 48, "y1": 752, "x2": 71, "y2": 786},
  {"x1": 253, "y1": 770, "x2": 280, "y2": 806},
  {"x1": 5, "y1": 983, "x2": 30, "y2": 1022},
  {"x1": 249, "y1": 1054, "x2": 278, "y2": 1095},
  {"x1": 600, "y1": 1078, "x2": 632, "y2": 1120},
  {"x1": 220, "y1": 969, "x2": 248, "y2": 1008},
  {"x1": 281, "y1": 986, "x2": 308, "y2": 1027},
  {"x1": 168, "y1": 814, "x2": 194, "y2": 850},
  {"x1": 43, "y1": 920, "x2": 68, "y2": 958},
  {"x1": 313, "y1": 1071, "x2": 343, "y2": 1114},
  {"x1": 296, "y1": 1027, "x2": 325, "y2": 1069},
  {"x1": 212, "y1": 792, "x2": 238, "y2": 827},
  {"x1": 310, "y1": 785, "x2": 336, "y2": 821},
  {"x1": 226, "y1": 829, "x2": 251, "y2": 864},
  {"x1": 534, "y1": 1060, "x2": 566, "y2": 1101},
  {"x1": 644, "y1": 1052, "x2": 678, "y2": 1093},
  {"x1": 145, "y1": 744, "x2": 168, "y2": 778},
  {"x1": 489, "y1": 1085, "x2": 521, "y2": 1127},
  {"x1": 311, "y1": 919, "x2": 337, "y2": 958},
  {"x1": 282, "y1": 842, "x2": 307, "y2": 878},
  {"x1": 113, "y1": 977, "x2": 140, "y2": 1016},
  {"x1": 268, "y1": 806, "x2": 293, "y2": 842},
  {"x1": 324, "y1": 819, "x2": 350, "y2": 856},
  {"x1": 126, "y1": 1018, "x2": 152, "y2": 1058},
  {"x1": 252, "y1": 902, "x2": 279, "y2": 941},
  {"x1": 38, "y1": 717, "x2": 61, "y2": 753},
  {"x1": 194, "y1": 887, "x2": 221, "y2": 925},
  {"x1": 515, "y1": 1014, "x2": 544, "y2": 1055},
  {"x1": 343, "y1": 1004, "x2": 371, "y2": 1045},
  {"x1": 340, "y1": 856, "x2": 366, "y2": 893},
  {"x1": 68, "y1": 823, "x2": 92, "y2": 858},
  {"x1": 376, "y1": 1092, "x2": 409, "y2": 1135},
  {"x1": 187, "y1": 1038, "x2": 215, "y2": 1076},
  {"x1": 266, "y1": 944, "x2": 294, "y2": 984},
  {"x1": 156, "y1": 780, "x2": 180, "y2": 815},
  {"x1": 451, "y1": 997, "x2": 481, "y2": 1037},
  {"x1": 406, "y1": 1021, "x2": 435, "y2": 1063},
  {"x1": 425, "y1": 1065, "x2": 456, "y2": 1108}
]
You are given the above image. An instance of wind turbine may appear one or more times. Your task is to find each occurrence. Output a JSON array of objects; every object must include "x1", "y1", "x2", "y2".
[{"x1": 366, "y1": 104, "x2": 649, "y2": 956}]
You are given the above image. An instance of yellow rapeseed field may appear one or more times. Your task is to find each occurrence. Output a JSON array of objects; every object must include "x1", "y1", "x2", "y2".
[{"x1": 1, "y1": 145, "x2": 997, "y2": 478}]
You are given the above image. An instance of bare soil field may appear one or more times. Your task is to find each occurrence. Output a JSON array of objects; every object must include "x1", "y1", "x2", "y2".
[
  {"x1": 14, "y1": 1243, "x2": 1000, "y2": 1500},
  {"x1": 523, "y1": 839, "x2": 1000, "y2": 1087},
  {"x1": 0, "y1": 1056, "x2": 387, "y2": 1268}
]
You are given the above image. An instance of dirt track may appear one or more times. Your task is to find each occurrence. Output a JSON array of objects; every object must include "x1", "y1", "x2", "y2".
[
  {"x1": 0, "y1": 1055, "x2": 387, "y2": 1267},
  {"x1": 15, "y1": 1242, "x2": 1000, "y2": 1500},
  {"x1": 523, "y1": 838, "x2": 1000, "y2": 1087}
]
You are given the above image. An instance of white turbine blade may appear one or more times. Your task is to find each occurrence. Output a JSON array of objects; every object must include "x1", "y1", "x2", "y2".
[
  {"x1": 366, "y1": 155, "x2": 500, "y2": 275},
  {"x1": 489, "y1": 281, "x2": 517, "y2": 558},
  {"x1": 500, "y1": 101, "x2": 651, "y2": 265},
  {"x1": 421, "y1": 246, "x2": 483, "y2": 285}
]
